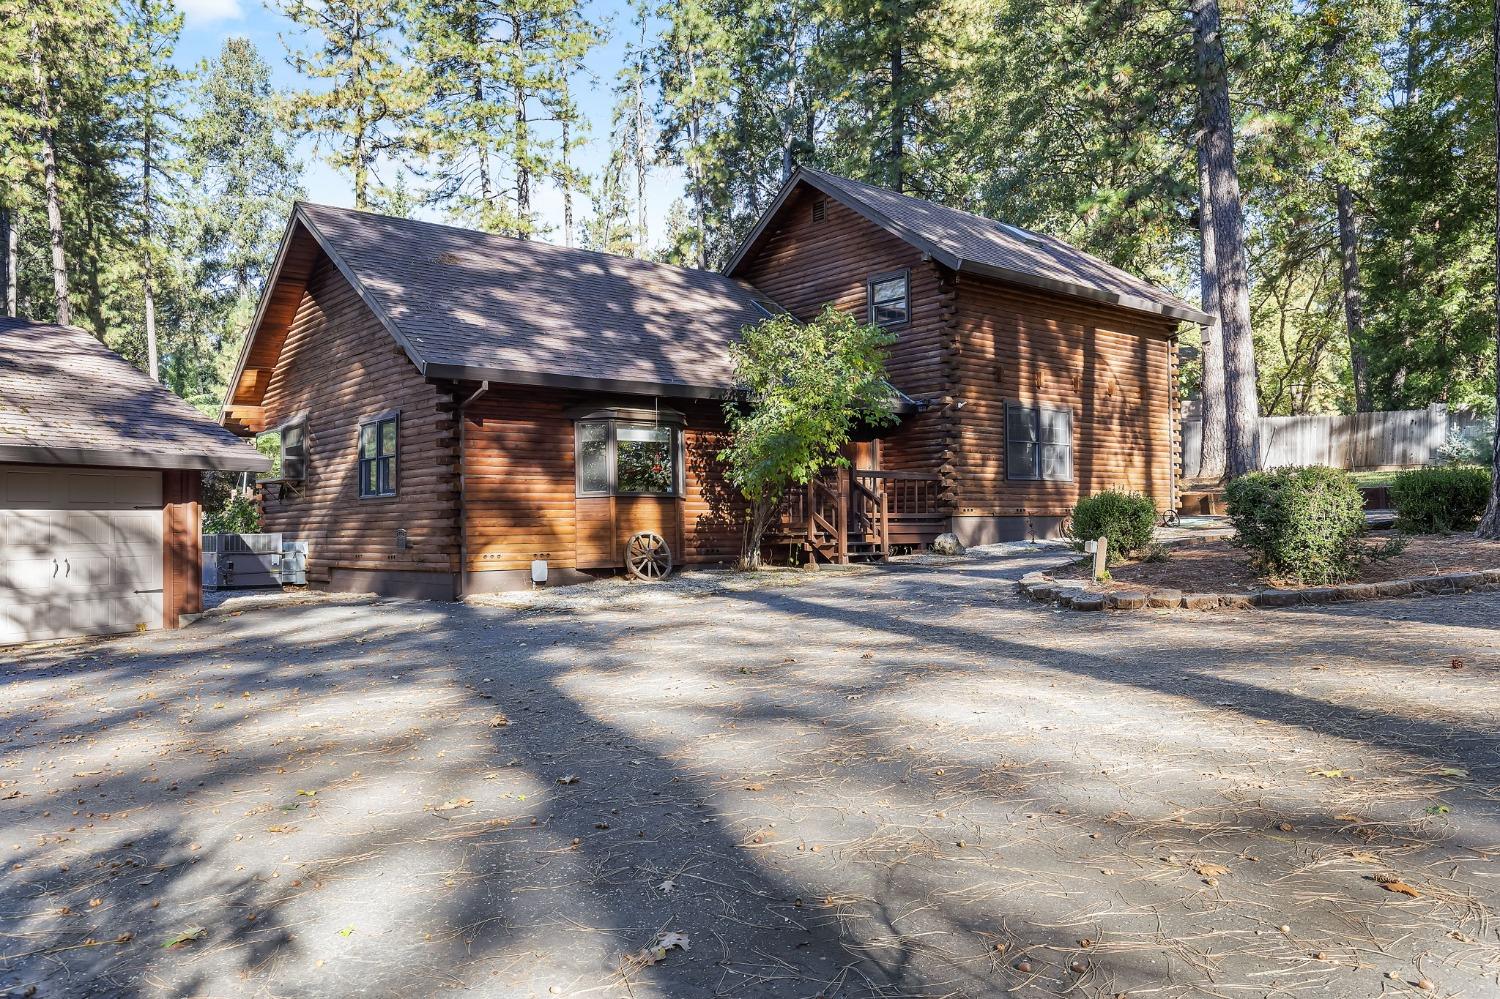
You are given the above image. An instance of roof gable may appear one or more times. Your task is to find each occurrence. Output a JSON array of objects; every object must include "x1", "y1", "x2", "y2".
[
  {"x1": 0, "y1": 318, "x2": 269, "y2": 471},
  {"x1": 726, "y1": 168, "x2": 1210, "y2": 326},
  {"x1": 223, "y1": 204, "x2": 782, "y2": 429}
]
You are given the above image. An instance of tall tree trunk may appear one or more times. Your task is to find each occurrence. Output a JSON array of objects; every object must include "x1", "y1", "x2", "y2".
[
  {"x1": 1196, "y1": 137, "x2": 1227, "y2": 482},
  {"x1": 0, "y1": 201, "x2": 12, "y2": 318},
  {"x1": 633, "y1": 58, "x2": 648, "y2": 257},
  {"x1": 352, "y1": 121, "x2": 368, "y2": 210},
  {"x1": 888, "y1": 35, "x2": 904, "y2": 192},
  {"x1": 1477, "y1": 0, "x2": 1500, "y2": 539},
  {"x1": 1192, "y1": 0, "x2": 1259, "y2": 478},
  {"x1": 686, "y1": 48, "x2": 708, "y2": 268},
  {"x1": 29, "y1": 24, "x2": 70, "y2": 325},
  {"x1": 1335, "y1": 183, "x2": 1371, "y2": 411},
  {"x1": 560, "y1": 73, "x2": 573, "y2": 248},
  {"x1": 142, "y1": 122, "x2": 160, "y2": 381}
]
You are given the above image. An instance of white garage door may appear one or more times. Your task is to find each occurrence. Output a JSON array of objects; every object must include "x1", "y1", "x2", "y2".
[{"x1": 0, "y1": 467, "x2": 164, "y2": 644}]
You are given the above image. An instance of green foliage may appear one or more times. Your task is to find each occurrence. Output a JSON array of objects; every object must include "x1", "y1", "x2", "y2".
[
  {"x1": 1389, "y1": 466, "x2": 1492, "y2": 533},
  {"x1": 1225, "y1": 466, "x2": 1368, "y2": 583},
  {"x1": 719, "y1": 306, "x2": 897, "y2": 565},
  {"x1": 1066, "y1": 491, "x2": 1159, "y2": 564},
  {"x1": 204, "y1": 494, "x2": 261, "y2": 535}
]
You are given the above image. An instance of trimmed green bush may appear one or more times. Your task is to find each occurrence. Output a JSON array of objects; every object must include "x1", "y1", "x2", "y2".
[
  {"x1": 1067, "y1": 490, "x2": 1158, "y2": 564},
  {"x1": 1390, "y1": 465, "x2": 1491, "y2": 533},
  {"x1": 1225, "y1": 466, "x2": 1367, "y2": 584}
]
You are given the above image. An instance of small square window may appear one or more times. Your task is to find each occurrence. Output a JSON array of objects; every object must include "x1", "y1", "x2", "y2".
[
  {"x1": 358, "y1": 414, "x2": 398, "y2": 498},
  {"x1": 867, "y1": 272, "x2": 909, "y2": 328}
]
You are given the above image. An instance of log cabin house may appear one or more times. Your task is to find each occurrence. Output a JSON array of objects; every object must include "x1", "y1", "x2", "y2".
[{"x1": 220, "y1": 167, "x2": 1209, "y2": 598}]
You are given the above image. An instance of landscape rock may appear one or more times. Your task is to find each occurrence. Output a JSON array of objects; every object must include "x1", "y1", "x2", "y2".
[
  {"x1": 930, "y1": 533, "x2": 966, "y2": 556},
  {"x1": 1218, "y1": 593, "x2": 1254, "y2": 610},
  {"x1": 1070, "y1": 593, "x2": 1105, "y2": 611},
  {"x1": 1147, "y1": 590, "x2": 1183, "y2": 609},
  {"x1": 1107, "y1": 591, "x2": 1149, "y2": 610},
  {"x1": 1181, "y1": 593, "x2": 1220, "y2": 611},
  {"x1": 1254, "y1": 589, "x2": 1301, "y2": 608}
]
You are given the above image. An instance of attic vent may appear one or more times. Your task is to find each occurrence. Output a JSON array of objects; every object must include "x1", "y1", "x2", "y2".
[{"x1": 811, "y1": 199, "x2": 827, "y2": 224}]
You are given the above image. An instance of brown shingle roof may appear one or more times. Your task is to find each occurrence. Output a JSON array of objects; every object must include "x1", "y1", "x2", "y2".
[
  {"x1": 728, "y1": 168, "x2": 1211, "y2": 326},
  {"x1": 0, "y1": 318, "x2": 270, "y2": 471},
  {"x1": 296, "y1": 203, "x2": 779, "y2": 397}
]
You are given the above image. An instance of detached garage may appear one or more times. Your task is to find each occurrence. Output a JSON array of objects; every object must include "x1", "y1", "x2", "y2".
[{"x1": 0, "y1": 318, "x2": 270, "y2": 644}]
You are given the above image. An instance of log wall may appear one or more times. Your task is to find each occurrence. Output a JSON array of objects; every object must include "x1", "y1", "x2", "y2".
[
  {"x1": 462, "y1": 389, "x2": 744, "y2": 574},
  {"x1": 257, "y1": 256, "x2": 460, "y2": 582},
  {"x1": 952, "y1": 277, "x2": 1181, "y2": 517},
  {"x1": 733, "y1": 185, "x2": 953, "y2": 494}
]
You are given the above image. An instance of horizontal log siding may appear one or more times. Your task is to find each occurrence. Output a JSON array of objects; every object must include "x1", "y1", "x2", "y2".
[
  {"x1": 463, "y1": 390, "x2": 743, "y2": 573},
  {"x1": 954, "y1": 278, "x2": 1179, "y2": 517},
  {"x1": 258, "y1": 257, "x2": 458, "y2": 579},
  {"x1": 735, "y1": 185, "x2": 950, "y2": 482}
]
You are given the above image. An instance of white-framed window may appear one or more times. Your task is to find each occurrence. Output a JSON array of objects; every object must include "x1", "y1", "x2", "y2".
[
  {"x1": 867, "y1": 270, "x2": 910, "y2": 328},
  {"x1": 576, "y1": 419, "x2": 680, "y2": 497},
  {"x1": 1006, "y1": 403, "x2": 1072, "y2": 481},
  {"x1": 358, "y1": 412, "x2": 398, "y2": 498}
]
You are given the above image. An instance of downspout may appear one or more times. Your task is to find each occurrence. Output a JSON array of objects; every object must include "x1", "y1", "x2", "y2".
[{"x1": 454, "y1": 381, "x2": 490, "y2": 600}]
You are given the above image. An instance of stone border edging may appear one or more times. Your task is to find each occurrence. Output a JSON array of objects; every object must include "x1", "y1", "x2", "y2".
[{"x1": 1018, "y1": 568, "x2": 1500, "y2": 612}]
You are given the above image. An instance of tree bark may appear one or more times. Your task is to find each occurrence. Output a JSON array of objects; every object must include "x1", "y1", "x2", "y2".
[
  {"x1": 1477, "y1": 0, "x2": 1500, "y2": 539},
  {"x1": 0, "y1": 201, "x2": 12, "y2": 318},
  {"x1": 29, "y1": 24, "x2": 70, "y2": 325},
  {"x1": 1192, "y1": 0, "x2": 1259, "y2": 478},
  {"x1": 889, "y1": 33, "x2": 904, "y2": 193},
  {"x1": 1336, "y1": 183, "x2": 1371, "y2": 411},
  {"x1": 142, "y1": 116, "x2": 160, "y2": 381},
  {"x1": 1196, "y1": 135, "x2": 1227, "y2": 482}
]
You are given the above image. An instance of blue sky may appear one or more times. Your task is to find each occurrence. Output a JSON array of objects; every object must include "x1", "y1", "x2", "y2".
[{"x1": 173, "y1": 0, "x2": 683, "y2": 245}]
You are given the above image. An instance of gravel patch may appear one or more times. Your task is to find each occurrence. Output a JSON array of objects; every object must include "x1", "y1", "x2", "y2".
[{"x1": 2, "y1": 547, "x2": 1497, "y2": 998}]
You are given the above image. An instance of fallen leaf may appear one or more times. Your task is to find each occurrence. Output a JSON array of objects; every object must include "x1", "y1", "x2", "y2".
[
  {"x1": 633, "y1": 931, "x2": 690, "y2": 966},
  {"x1": 744, "y1": 782, "x2": 765, "y2": 792},
  {"x1": 657, "y1": 879, "x2": 675, "y2": 894},
  {"x1": 1381, "y1": 880, "x2": 1421, "y2": 898},
  {"x1": 558, "y1": 775, "x2": 578, "y2": 785},
  {"x1": 1193, "y1": 861, "x2": 1230, "y2": 878},
  {"x1": 434, "y1": 797, "x2": 474, "y2": 812},
  {"x1": 1309, "y1": 769, "x2": 1344, "y2": 779},
  {"x1": 1436, "y1": 767, "x2": 1467, "y2": 778},
  {"x1": 338, "y1": 925, "x2": 355, "y2": 937},
  {"x1": 161, "y1": 926, "x2": 205, "y2": 949},
  {"x1": 296, "y1": 789, "x2": 318, "y2": 797}
]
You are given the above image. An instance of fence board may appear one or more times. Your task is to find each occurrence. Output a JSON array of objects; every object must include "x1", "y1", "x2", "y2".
[{"x1": 1180, "y1": 403, "x2": 1475, "y2": 478}]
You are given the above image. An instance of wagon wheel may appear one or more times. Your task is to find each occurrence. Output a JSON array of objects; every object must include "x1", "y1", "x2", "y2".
[{"x1": 625, "y1": 531, "x2": 673, "y2": 581}]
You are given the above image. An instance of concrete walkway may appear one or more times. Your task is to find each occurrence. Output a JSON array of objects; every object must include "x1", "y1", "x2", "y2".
[{"x1": 2, "y1": 548, "x2": 1497, "y2": 997}]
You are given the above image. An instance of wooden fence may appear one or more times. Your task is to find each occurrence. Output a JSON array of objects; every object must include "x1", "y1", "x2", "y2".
[{"x1": 1181, "y1": 403, "x2": 1488, "y2": 478}]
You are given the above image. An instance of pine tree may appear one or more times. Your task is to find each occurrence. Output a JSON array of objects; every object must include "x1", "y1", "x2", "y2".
[
  {"x1": 278, "y1": 0, "x2": 413, "y2": 209},
  {"x1": 119, "y1": 0, "x2": 188, "y2": 381},
  {"x1": 407, "y1": 0, "x2": 601, "y2": 236}
]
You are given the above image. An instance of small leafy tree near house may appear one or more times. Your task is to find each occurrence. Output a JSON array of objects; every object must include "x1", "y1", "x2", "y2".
[{"x1": 719, "y1": 306, "x2": 898, "y2": 567}]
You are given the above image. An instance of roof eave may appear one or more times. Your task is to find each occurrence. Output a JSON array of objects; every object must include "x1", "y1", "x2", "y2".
[
  {"x1": 957, "y1": 260, "x2": 1213, "y2": 327},
  {"x1": 423, "y1": 363, "x2": 737, "y2": 401},
  {"x1": 0, "y1": 443, "x2": 271, "y2": 472}
]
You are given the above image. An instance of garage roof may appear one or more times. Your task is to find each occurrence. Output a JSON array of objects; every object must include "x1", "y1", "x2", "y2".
[{"x1": 0, "y1": 318, "x2": 270, "y2": 471}]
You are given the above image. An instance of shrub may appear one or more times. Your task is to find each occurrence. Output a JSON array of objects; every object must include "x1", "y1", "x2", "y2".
[
  {"x1": 1066, "y1": 490, "x2": 1158, "y2": 564},
  {"x1": 1390, "y1": 466, "x2": 1491, "y2": 533},
  {"x1": 1225, "y1": 466, "x2": 1366, "y2": 584}
]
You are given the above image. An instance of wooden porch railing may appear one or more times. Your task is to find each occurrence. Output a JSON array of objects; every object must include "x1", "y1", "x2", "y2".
[{"x1": 771, "y1": 467, "x2": 943, "y2": 564}]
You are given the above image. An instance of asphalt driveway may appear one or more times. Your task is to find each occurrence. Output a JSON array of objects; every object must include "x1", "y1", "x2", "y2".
[{"x1": 1, "y1": 548, "x2": 1497, "y2": 998}]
